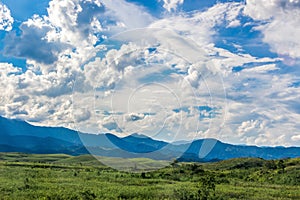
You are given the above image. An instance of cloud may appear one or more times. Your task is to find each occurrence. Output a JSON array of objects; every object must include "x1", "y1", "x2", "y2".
[
  {"x1": 4, "y1": 15, "x2": 64, "y2": 64},
  {"x1": 291, "y1": 134, "x2": 300, "y2": 141},
  {"x1": 46, "y1": 0, "x2": 105, "y2": 46},
  {"x1": 242, "y1": 64, "x2": 278, "y2": 73},
  {"x1": 159, "y1": 0, "x2": 184, "y2": 12},
  {"x1": 0, "y1": 0, "x2": 157, "y2": 124},
  {"x1": 184, "y1": 66, "x2": 201, "y2": 88},
  {"x1": 237, "y1": 120, "x2": 263, "y2": 137},
  {"x1": 222, "y1": 62, "x2": 300, "y2": 146},
  {"x1": 3, "y1": 0, "x2": 154, "y2": 67},
  {"x1": 0, "y1": 62, "x2": 76, "y2": 125},
  {"x1": 244, "y1": 0, "x2": 300, "y2": 58},
  {"x1": 150, "y1": 2, "x2": 244, "y2": 49},
  {"x1": 101, "y1": 0, "x2": 154, "y2": 29},
  {"x1": 74, "y1": 3, "x2": 300, "y2": 146},
  {"x1": 125, "y1": 113, "x2": 145, "y2": 122},
  {"x1": 73, "y1": 108, "x2": 91, "y2": 122},
  {"x1": 0, "y1": 2, "x2": 13, "y2": 31},
  {"x1": 77, "y1": 27, "x2": 228, "y2": 141}
]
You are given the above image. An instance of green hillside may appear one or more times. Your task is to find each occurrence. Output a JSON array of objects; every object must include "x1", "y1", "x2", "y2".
[{"x1": 0, "y1": 153, "x2": 299, "y2": 199}]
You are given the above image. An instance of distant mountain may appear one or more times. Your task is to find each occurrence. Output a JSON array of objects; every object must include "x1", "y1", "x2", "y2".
[
  {"x1": 0, "y1": 116, "x2": 299, "y2": 161},
  {"x1": 107, "y1": 133, "x2": 168, "y2": 153},
  {"x1": 178, "y1": 139, "x2": 300, "y2": 162}
]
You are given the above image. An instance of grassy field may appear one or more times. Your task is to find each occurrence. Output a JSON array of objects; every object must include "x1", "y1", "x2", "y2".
[{"x1": 0, "y1": 153, "x2": 299, "y2": 199}]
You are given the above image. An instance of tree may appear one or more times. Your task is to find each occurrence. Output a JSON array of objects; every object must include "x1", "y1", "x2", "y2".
[
  {"x1": 171, "y1": 159, "x2": 179, "y2": 167},
  {"x1": 277, "y1": 160, "x2": 285, "y2": 174},
  {"x1": 197, "y1": 175, "x2": 216, "y2": 200},
  {"x1": 264, "y1": 160, "x2": 277, "y2": 170},
  {"x1": 141, "y1": 172, "x2": 146, "y2": 179}
]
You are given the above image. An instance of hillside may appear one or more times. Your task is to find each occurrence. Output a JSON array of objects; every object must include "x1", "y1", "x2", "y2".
[{"x1": 0, "y1": 153, "x2": 299, "y2": 199}]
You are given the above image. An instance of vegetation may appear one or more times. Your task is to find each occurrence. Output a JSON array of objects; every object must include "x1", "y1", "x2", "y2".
[{"x1": 0, "y1": 153, "x2": 299, "y2": 199}]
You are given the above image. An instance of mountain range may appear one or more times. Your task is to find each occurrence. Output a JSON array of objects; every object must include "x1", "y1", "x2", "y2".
[{"x1": 0, "y1": 116, "x2": 299, "y2": 162}]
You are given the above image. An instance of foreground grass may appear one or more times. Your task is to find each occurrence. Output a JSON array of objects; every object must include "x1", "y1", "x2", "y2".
[{"x1": 0, "y1": 153, "x2": 299, "y2": 199}]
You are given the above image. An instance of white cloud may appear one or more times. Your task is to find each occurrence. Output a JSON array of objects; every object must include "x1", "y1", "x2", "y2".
[
  {"x1": 159, "y1": 0, "x2": 184, "y2": 12},
  {"x1": 0, "y1": 62, "x2": 78, "y2": 127},
  {"x1": 4, "y1": 0, "x2": 154, "y2": 69},
  {"x1": 101, "y1": 0, "x2": 154, "y2": 29},
  {"x1": 243, "y1": 64, "x2": 279, "y2": 73},
  {"x1": 74, "y1": 3, "x2": 299, "y2": 146},
  {"x1": 207, "y1": 46, "x2": 281, "y2": 76},
  {"x1": 184, "y1": 67, "x2": 201, "y2": 88},
  {"x1": 237, "y1": 119, "x2": 264, "y2": 137},
  {"x1": 0, "y1": 0, "x2": 157, "y2": 129},
  {"x1": 244, "y1": 0, "x2": 300, "y2": 58},
  {"x1": 151, "y1": 3, "x2": 243, "y2": 47},
  {"x1": 221, "y1": 63, "x2": 300, "y2": 146},
  {"x1": 291, "y1": 134, "x2": 300, "y2": 141},
  {"x1": 47, "y1": 0, "x2": 106, "y2": 46},
  {"x1": 73, "y1": 108, "x2": 91, "y2": 122},
  {"x1": 4, "y1": 15, "x2": 64, "y2": 65},
  {"x1": 0, "y1": 2, "x2": 13, "y2": 31}
]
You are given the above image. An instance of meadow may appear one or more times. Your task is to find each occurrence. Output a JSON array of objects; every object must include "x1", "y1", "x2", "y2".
[{"x1": 0, "y1": 153, "x2": 299, "y2": 199}]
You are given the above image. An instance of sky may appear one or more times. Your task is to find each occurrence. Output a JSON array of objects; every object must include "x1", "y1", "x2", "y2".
[{"x1": 0, "y1": 0, "x2": 300, "y2": 147}]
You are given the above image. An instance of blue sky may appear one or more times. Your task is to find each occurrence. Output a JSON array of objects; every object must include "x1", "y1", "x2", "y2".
[{"x1": 0, "y1": 0, "x2": 300, "y2": 146}]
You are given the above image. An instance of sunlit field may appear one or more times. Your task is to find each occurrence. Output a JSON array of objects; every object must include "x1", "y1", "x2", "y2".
[{"x1": 0, "y1": 153, "x2": 299, "y2": 199}]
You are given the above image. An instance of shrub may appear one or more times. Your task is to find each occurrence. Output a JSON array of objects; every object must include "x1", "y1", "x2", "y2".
[{"x1": 80, "y1": 190, "x2": 96, "y2": 200}]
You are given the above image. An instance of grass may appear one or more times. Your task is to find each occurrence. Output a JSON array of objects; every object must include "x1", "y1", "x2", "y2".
[{"x1": 0, "y1": 153, "x2": 299, "y2": 199}]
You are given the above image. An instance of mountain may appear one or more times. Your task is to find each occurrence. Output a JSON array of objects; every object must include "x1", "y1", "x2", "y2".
[
  {"x1": 107, "y1": 133, "x2": 168, "y2": 153},
  {"x1": 0, "y1": 116, "x2": 82, "y2": 144},
  {"x1": 0, "y1": 116, "x2": 117, "y2": 149},
  {"x1": 178, "y1": 139, "x2": 300, "y2": 162},
  {"x1": 0, "y1": 116, "x2": 299, "y2": 161}
]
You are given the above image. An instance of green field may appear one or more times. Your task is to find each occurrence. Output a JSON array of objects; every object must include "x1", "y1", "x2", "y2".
[{"x1": 0, "y1": 153, "x2": 299, "y2": 199}]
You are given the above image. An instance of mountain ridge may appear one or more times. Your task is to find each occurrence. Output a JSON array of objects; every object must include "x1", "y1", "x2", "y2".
[{"x1": 0, "y1": 116, "x2": 299, "y2": 161}]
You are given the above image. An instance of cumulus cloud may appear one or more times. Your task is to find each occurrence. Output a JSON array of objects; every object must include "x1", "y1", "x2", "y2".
[
  {"x1": 73, "y1": 108, "x2": 91, "y2": 122},
  {"x1": 46, "y1": 0, "x2": 105, "y2": 46},
  {"x1": 0, "y1": 62, "x2": 77, "y2": 127},
  {"x1": 4, "y1": 15, "x2": 64, "y2": 64},
  {"x1": 184, "y1": 66, "x2": 201, "y2": 88},
  {"x1": 4, "y1": 0, "x2": 154, "y2": 67},
  {"x1": 237, "y1": 120, "x2": 264, "y2": 137},
  {"x1": 0, "y1": 2, "x2": 13, "y2": 31}
]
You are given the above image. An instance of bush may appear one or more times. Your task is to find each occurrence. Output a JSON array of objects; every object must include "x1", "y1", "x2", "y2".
[
  {"x1": 174, "y1": 185, "x2": 198, "y2": 200},
  {"x1": 197, "y1": 175, "x2": 216, "y2": 200},
  {"x1": 80, "y1": 190, "x2": 96, "y2": 200}
]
